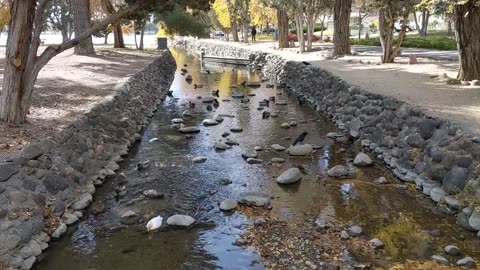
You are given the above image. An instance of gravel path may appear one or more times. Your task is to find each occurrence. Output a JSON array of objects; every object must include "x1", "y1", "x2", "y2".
[
  {"x1": 0, "y1": 46, "x2": 162, "y2": 159},
  {"x1": 199, "y1": 39, "x2": 480, "y2": 134}
]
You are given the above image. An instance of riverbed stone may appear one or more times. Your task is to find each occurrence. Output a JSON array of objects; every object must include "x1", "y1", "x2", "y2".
[
  {"x1": 271, "y1": 144, "x2": 286, "y2": 151},
  {"x1": 238, "y1": 192, "x2": 270, "y2": 206},
  {"x1": 327, "y1": 165, "x2": 349, "y2": 178},
  {"x1": 277, "y1": 168, "x2": 302, "y2": 184},
  {"x1": 444, "y1": 245, "x2": 460, "y2": 256},
  {"x1": 280, "y1": 123, "x2": 290, "y2": 129},
  {"x1": 457, "y1": 212, "x2": 475, "y2": 231},
  {"x1": 242, "y1": 151, "x2": 258, "y2": 159},
  {"x1": 287, "y1": 144, "x2": 313, "y2": 156},
  {"x1": 143, "y1": 189, "x2": 164, "y2": 199},
  {"x1": 52, "y1": 223, "x2": 67, "y2": 239},
  {"x1": 0, "y1": 163, "x2": 18, "y2": 182},
  {"x1": 179, "y1": 127, "x2": 200, "y2": 134},
  {"x1": 445, "y1": 196, "x2": 463, "y2": 210},
  {"x1": 0, "y1": 234, "x2": 21, "y2": 255},
  {"x1": 120, "y1": 210, "x2": 139, "y2": 225},
  {"x1": 193, "y1": 156, "x2": 207, "y2": 163},
  {"x1": 353, "y1": 152, "x2": 373, "y2": 167},
  {"x1": 468, "y1": 208, "x2": 480, "y2": 230},
  {"x1": 348, "y1": 225, "x2": 363, "y2": 236},
  {"x1": 171, "y1": 118, "x2": 184, "y2": 124},
  {"x1": 62, "y1": 212, "x2": 79, "y2": 225},
  {"x1": 271, "y1": 157, "x2": 285, "y2": 163},
  {"x1": 369, "y1": 238, "x2": 384, "y2": 249},
  {"x1": 202, "y1": 119, "x2": 219, "y2": 126},
  {"x1": 443, "y1": 167, "x2": 468, "y2": 194},
  {"x1": 247, "y1": 158, "x2": 263, "y2": 164},
  {"x1": 166, "y1": 215, "x2": 196, "y2": 226},
  {"x1": 456, "y1": 257, "x2": 476, "y2": 268},
  {"x1": 422, "y1": 180, "x2": 440, "y2": 195},
  {"x1": 214, "y1": 141, "x2": 231, "y2": 150},
  {"x1": 431, "y1": 255, "x2": 449, "y2": 265},
  {"x1": 219, "y1": 199, "x2": 238, "y2": 211},
  {"x1": 21, "y1": 256, "x2": 36, "y2": 270},
  {"x1": 230, "y1": 127, "x2": 243, "y2": 132},
  {"x1": 430, "y1": 187, "x2": 446, "y2": 203},
  {"x1": 374, "y1": 177, "x2": 389, "y2": 184},
  {"x1": 72, "y1": 193, "x2": 92, "y2": 210}
]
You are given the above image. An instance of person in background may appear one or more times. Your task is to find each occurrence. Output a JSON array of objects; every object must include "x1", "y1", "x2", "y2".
[{"x1": 251, "y1": 26, "x2": 257, "y2": 42}]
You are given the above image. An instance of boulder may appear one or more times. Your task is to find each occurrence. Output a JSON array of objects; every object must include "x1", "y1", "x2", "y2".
[
  {"x1": 443, "y1": 167, "x2": 468, "y2": 194},
  {"x1": 327, "y1": 165, "x2": 349, "y2": 178},
  {"x1": 242, "y1": 152, "x2": 258, "y2": 159},
  {"x1": 238, "y1": 192, "x2": 270, "y2": 206},
  {"x1": 143, "y1": 189, "x2": 164, "y2": 199},
  {"x1": 219, "y1": 199, "x2": 238, "y2": 211},
  {"x1": 456, "y1": 257, "x2": 476, "y2": 268},
  {"x1": 348, "y1": 225, "x2": 363, "y2": 236},
  {"x1": 0, "y1": 163, "x2": 19, "y2": 182},
  {"x1": 444, "y1": 245, "x2": 460, "y2": 256},
  {"x1": 353, "y1": 152, "x2": 373, "y2": 167},
  {"x1": 72, "y1": 193, "x2": 92, "y2": 210},
  {"x1": 277, "y1": 168, "x2": 302, "y2": 184},
  {"x1": 193, "y1": 156, "x2": 207, "y2": 163},
  {"x1": 171, "y1": 118, "x2": 184, "y2": 124},
  {"x1": 271, "y1": 144, "x2": 287, "y2": 151},
  {"x1": 287, "y1": 144, "x2": 313, "y2": 156},
  {"x1": 468, "y1": 208, "x2": 480, "y2": 231},
  {"x1": 167, "y1": 215, "x2": 196, "y2": 226},
  {"x1": 202, "y1": 119, "x2": 219, "y2": 126},
  {"x1": 430, "y1": 187, "x2": 446, "y2": 203}
]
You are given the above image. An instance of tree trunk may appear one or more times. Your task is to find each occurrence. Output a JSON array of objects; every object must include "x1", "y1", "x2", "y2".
[
  {"x1": 0, "y1": 0, "x2": 37, "y2": 124},
  {"x1": 414, "y1": 11, "x2": 421, "y2": 35},
  {"x1": 379, "y1": 9, "x2": 407, "y2": 63},
  {"x1": 421, "y1": 10, "x2": 430, "y2": 36},
  {"x1": 113, "y1": 23, "x2": 125, "y2": 48},
  {"x1": 306, "y1": 14, "x2": 314, "y2": 51},
  {"x1": 104, "y1": 33, "x2": 109, "y2": 44},
  {"x1": 320, "y1": 14, "x2": 326, "y2": 41},
  {"x1": 447, "y1": 20, "x2": 453, "y2": 36},
  {"x1": 231, "y1": 21, "x2": 239, "y2": 42},
  {"x1": 61, "y1": 28, "x2": 69, "y2": 43},
  {"x1": 73, "y1": 0, "x2": 95, "y2": 55},
  {"x1": 243, "y1": 23, "x2": 249, "y2": 43},
  {"x1": 139, "y1": 20, "x2": 145, "y2": 50},
  {"x1": 454, "y1": 1, "x2": 480, "y2": 80},
  {"x1": 295, "y1": 12, "x2": 305, "y2": 53},
  {"x1": 333, "y1": 0, "x2": 352, "y2": 56},
  {"x1": 225, "y1": 29, "x2": 230, "y2": 41},
  {"x1": 277, "y1": 8, "x2": 289, "y2": 48},
  {"x1": 358, "y1": 9, "x2": 362, "y2": 39}
]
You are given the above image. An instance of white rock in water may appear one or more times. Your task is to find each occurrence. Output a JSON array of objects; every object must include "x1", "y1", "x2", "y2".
[
  {"x1": 327, "y1": 165, "x2": 349, "y2": 178},
  {"x1": 179, "y1": 127, "x2": 200, "y2": 134},
  {"x1": 171, "y1": 118, "x2": 184, "y2": 124},
  {"x1": 239, "y1": 192, "x2": 270, "y2": 206},
  {"x1": 214, "y1": 141, "x2": 231, "y2": 150},
  {"x1": 271, "y1": 157, "x2": 285, "y2": 163},
  {"x1": 149, "y1": 138, "x2": 159, "y2": 143},
  {"x1": 271, "y1": 144, "x2": 287, "y2": 151},
  {"x1": 276, "y1": 100, "x2": 288, "y2": 105},
  {"x1": 230, "y1": 127, "x2": 243, "y2": 132},
  {"x1": 146, "y1": 216, "x2": 163, "y2": 231},
  {"x1": 143, "y1": 189, "x2": 164, "y2": 199},
  {"x1": 220, "y1": 199, "x2": 238, "y2": 211},
  {"x1": 353, "y1": 152, "x2": 373, "y2": 167},
  {"x1": 182, "y1": 110, "x2": 193, "y2": 118},
  {"x1": 202, "y1": 97, "x2": 215, "y2": 103},
  {"x1": 287, "y1": 144, "x2": 313, "y2": 156},
  {"x1": 340, "y1": 183, "x2": 354, "y2": 195},
  {"x1": 232, "y1": 92, "x2": 244, "y2": 98},
  {"x1": 202, "y1": 119, "x2": 219, "y2": 126},
  {"x1": 166, "y1": 214, "x2": 196, "y2": 226},
  {"x1": 247, "y1": 158, "x2": 263, "y2": 164},
  {"x1": 242, "y1": 152, "x2": 258, "y2": 159},
  {"x1": 280, "y1": 123, "x2": 291, "y2": 129},
  {"x1": 276, "y1": 168, "x2": 302, "y2": 184},
  {"x1": 193, "y1": 156, "x2": 207, "y2": 163}
]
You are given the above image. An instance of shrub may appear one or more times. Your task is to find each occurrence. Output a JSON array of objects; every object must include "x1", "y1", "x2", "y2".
[
  {"x1": 289, "y1": 24, "x2": 327, "y2": 34},
  {"x1": 350, "y1": 35, "x2": 456, "y2": 51}
]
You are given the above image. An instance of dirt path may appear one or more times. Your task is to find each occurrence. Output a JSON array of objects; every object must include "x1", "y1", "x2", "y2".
[
  {"x1": 197, "y1": 39, "x2": 480, "y2": 134},
  {"x1": 0, "y1": 46, "x2": 163, "y2": 159}
]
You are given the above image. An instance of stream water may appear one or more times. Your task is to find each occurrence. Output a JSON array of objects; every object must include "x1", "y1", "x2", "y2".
[{"x1": 34, "y1": 49, "x2": 479, "y2": 270}]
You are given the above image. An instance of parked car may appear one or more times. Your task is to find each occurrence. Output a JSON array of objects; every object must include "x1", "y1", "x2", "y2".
[
  {"x1": 213, "y1": 30, "x2": 225, "y2": 38},
  {"x1": 288, "y1": 33, "x2": 320, "y2": 42}
]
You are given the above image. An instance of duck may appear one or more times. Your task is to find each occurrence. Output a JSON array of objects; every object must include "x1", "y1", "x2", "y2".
[
  {"x1": 263, "y1": 99, "x2": 270, "y2": 107},
  {"x1": 147, "y1": 215, "x2": 163, "y2": 232},
  {"x1": 241, "y1": 81, "x2": 247, "y2": 87},
  {"x1": 213, "y1": 99, "x2": 219, "y2": 108},
  {"x1": 167, "y1": 91, "x2": 173, "y2": 97},
  {"x1": 136, "y1": 160, "x2": 150, "y2": 171},
  {"x1": 212, "y1": 89, "x2": 220, "y2": 97},
  {"x1": 206, "y1": 105, "x2": 213, "y2": 111},
  {"x1": 262, "y1": 111, "x2": 271, "y2": 119},
  {"x1": 189, "y1": 101, "x2": 195, "y2": 108},
  {"x1": 114, "y1": 185, "x2": 126, "y2": 198},
  {"x1": 297, "y1": 96, "x2": 304, "y2": 105},
  {"x1": 302, "y1": 61, "x2": 311, "y2": 66},
  {"x1": 269, "y1": 96, "x2": 276, "y2": 103},
  {"x1": 206, "y1": 70, "x2": 211, "y2": 74},
  {"x1": 194, "y1": 84, "x2": 204, "y2": 89},
  {"x1": 241, "y1": 98, "x2": 250, "y2": 103},
  {"x1": 292, "y1": 131, "x2": 308, "y2": 145}
]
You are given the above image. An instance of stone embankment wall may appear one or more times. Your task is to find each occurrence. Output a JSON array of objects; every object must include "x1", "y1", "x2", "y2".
[
  {"x1": 174, "y1": 39, "x2": 480, "y2": 235},
  {"x1": 0, "y1": 51, "x2": 176, "y2": 269}
]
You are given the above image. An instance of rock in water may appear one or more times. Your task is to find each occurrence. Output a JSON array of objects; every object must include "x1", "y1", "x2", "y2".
[
  {"x1": 214, "y1": 141, "x2": 231, "y2": 150},
  {"x1": 143, "y1": 190, "x2": 164, "y2": 199},
  {"x1": 193, "y1": 156, "x2": 207, "y2": 163},
  {"x1": 242, "y1": 152, "x2": 258, "y2": 159},
  {"x1": 220, "y1": 199, "x2": 238, "y2": 211},
  {"x1": 166, "y1": 215, "x2": 196, "y2": 227},
  {"x1": 277, "y1": 168, "x2": 302, "y2": 184},
  {"x1": 247, "y1": 158, "x2": 263, "y2": 164},
  {"x1": 444, "y1": 245, "x2": 460, "y2": 256},
  {"x1": 327, "y1": 165, "x2": 349, "y2": 178},
  {"x1": 230, "y1": 127, "x2": 243, "y2": 132},
  {"x1": 171, "y1": 118, "x2": 184, "y2": 124},
  {"x1": 353, "y1": 152, "x2": 373, "y2": 167},
  {"x1": 431, "y1": 255, "x2": 449, "y2": 265},
  {"x1": 340, "y1": 183, "x2": 354, "y2": 195},
  {"x1": 287, "y1": 144, "x2": 313, "y2": 156},
  {"x1": 146, "y1": 216, "x2": 163, "y2": 231},
  {"x1": 239, "y1": 192, "x2": 270, "y2": 206},
  {"x1": 348, "y1": 225, "x2": 363, "y2": 236},
  {"x1": 202, "y1": 119, "x2": 219, "y2": 126},
  {"x1": 179, "y1": 127, "x2": 200, "y2": 134},
  {"x1": 280, "y1": 123, "x2": 291, "y2": 129},
  {"x1": 271, "y1": 157, "x2": 285, "y2": 163},
  {"x1": 271, "y1": 144, "x2": 287, "y2": 151}
]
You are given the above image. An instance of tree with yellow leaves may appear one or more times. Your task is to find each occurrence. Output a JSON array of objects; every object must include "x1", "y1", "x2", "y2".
[
  {"x1": 212, "y1": 0, "x2": 231, "y2": 40},
  {"x1": 0, "y1": 0, "x2": 10, "y2": 32},
  {"x1": 249, "y1": 0, "x2": 276, "y2": 31}
]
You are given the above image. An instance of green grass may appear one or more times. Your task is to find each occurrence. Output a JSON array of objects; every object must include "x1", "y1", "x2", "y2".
[
  {"x1": 351, "y1": 34, "x2": 457, "y2": 50},
  {"x1": 256, "y1": 33, "x2": 275, "y2": 41}
]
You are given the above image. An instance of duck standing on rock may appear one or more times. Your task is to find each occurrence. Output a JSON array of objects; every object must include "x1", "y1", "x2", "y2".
[
  {"x1": 212, "y1": 89, "x2": 220, "y2": 97},
  {"x1": 213, "y1": 99, "x2": 220, "y2": 108},
  {"x1": 292, "y1": 132, "x2": 308, "y2": 145},
  {"x1": 114, "y1": 185, "x2": 126, "y2": 198},
  {"x1": 241, "y1": 81, "x2": 247, "y2": 87},
  {"x1": 136, "y1": 160, "x2": 150, "y2": 171}
]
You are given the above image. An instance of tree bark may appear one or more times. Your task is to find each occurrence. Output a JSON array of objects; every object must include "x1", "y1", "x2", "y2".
[
  {"x1": 139, "y1": 20, "x2": 145, "y2": 50},
  {"x1": 73, "y1": 0, "x2": 95, "y2": 55},
  {"x1": 1, "y1": 1, "x2": 140, "y2": 124},
  {"x1": 306, "y1": 14, "x2": 314, "y2": 51},
  {"x1": 333, "y1": 0, "x2": 352, "y2": 56},
  {"x1": 454, "y1": 1, "x2": 480, "y2": 80},
  {"x1": 277, "y1": 8, "x2": 289, "y2": 48},
  {"x1": 320, "y1": 14, "x2": 326, "y2": 41},
  {"x1": 295, "y1": 12, "x2": 305, "y2": 53},
  {"x1": 102, "y1": 0, "x2": 125, "y2": 48},
  {"x1": 0, "y1": 0, "x2": 37, "y2": 124},
  {"x1": 379, "y1": 9, "x2": 407, "y2": 63}
]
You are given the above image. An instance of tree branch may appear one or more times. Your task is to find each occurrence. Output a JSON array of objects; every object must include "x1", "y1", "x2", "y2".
[{"x1": 34, "y1": 2, "x2": 141, "y2": 74}]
